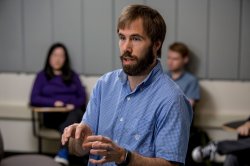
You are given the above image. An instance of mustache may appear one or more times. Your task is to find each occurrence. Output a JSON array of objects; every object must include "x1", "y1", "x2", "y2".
[{"x1": 120, "y1": 51, "x2": 135, "y2": 60}]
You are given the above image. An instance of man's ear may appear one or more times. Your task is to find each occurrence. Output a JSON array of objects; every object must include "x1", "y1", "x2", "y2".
[
  {"x1": 153, "y1": 41, "x2": 162, "y2": 57},
  {"x1": 153, "y1": 41, "x2": 161, "y2": 51},
  {"x1": 184, "y1": 56, "x2": 189, "y2": 64}
]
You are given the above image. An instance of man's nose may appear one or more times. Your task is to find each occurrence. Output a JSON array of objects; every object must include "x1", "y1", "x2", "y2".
[{"x1": 123, "y1": 40, "x2": 132, "y2": 53}]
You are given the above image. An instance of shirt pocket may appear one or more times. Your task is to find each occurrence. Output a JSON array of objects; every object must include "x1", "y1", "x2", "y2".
[{"x1": 124, "y1": 116, "x2": 155, "y2": 157}]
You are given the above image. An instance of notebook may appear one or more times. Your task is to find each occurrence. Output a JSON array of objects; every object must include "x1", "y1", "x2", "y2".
[{"x1": 222, "y1": 120, "x2": 246, "y2": 131}]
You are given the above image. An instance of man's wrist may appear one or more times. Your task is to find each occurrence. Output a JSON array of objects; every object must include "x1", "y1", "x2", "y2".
[{"x1": 116, "y1": 148, "x2": 132, "y2": 166}]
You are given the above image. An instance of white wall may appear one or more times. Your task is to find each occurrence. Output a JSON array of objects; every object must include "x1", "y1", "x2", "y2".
[
  {"x1": 195, "y1": 81, "x2": 250, "y2": 144},
  {"x1": 0, "y1": 73, "x2": 249, "y2": 152},
  {"x1": 197, "y1": 80, "x2": 250, "y2": 116},
  {"x1": 0, "y1": 73, "x2": 99, "y2": 106}
]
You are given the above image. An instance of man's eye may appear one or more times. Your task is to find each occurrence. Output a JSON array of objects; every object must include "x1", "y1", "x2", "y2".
[
  {"x1": 132, "y1": 36, "x2": 141, "y2": 41},
  {"x1": 119, "y1": 36, "x2": 125, "y2": 40}
]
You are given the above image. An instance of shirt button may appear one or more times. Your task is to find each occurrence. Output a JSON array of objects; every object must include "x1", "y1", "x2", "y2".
[
  {"x1": 115, "y1": 140, "x2": 118, "y2": 143},
  {"x1": 127, "y1": 97, "x2": 130, "y2": 101},
  {"x1": 134, "y1": 134, "x2": 140, "y2": 141},
  {"x1": 120, "y1": 117, "x2": 124, "y2": 122}
]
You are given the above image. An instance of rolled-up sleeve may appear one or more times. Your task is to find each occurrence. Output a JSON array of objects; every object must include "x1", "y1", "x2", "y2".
[
  {"x1": 154, "y1": 95, "x2": 193, "y2": 164},
  {"x1": 81, "y1": 80, "x2": 101, "y2": 135}
]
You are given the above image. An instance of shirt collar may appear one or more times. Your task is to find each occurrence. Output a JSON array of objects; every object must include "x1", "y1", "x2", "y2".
[
  {"x1": 167, "y1": 71, "x2": 186, "y2": 81},
  {"x1": 119, "y1": 59, "x2": 163, "y2": 89}
]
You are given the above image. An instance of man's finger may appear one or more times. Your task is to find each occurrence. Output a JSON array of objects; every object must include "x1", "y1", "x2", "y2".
[
  {"x1": 92, "y1": 141, "x2": 113, "y2": 151},
  {"x1": 61, "y1": 124, "x2": 78, "y2": 145},
  {"x1": 75, "y1": 123, "x2": 85, "y2": 139},
  {"x1": 62, "y1": 127, "x2": 70, "y2": 145},
  {"x1": 61, "y1": 133, "x2": 67, "y2": 145},
  {"x1": 82, "y1": 142, "x2": 93, "y2": 149},
  {"x1": 90, "y1": 149, "x2": 109, "y2": 156},
  {"x1": 65, "y1": 124, "x2": 77, "y2": 137},
  {"x1": 89, "y1": 157, "x2": 111, "y2": 165},
  {"x1": 86, "y1": 135, "x2": 112, "y2": 143}
]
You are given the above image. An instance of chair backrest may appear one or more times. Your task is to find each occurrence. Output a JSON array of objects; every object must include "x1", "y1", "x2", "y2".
[{"x1": 0, "y1": 130, "x2": 4, "y2": 163}]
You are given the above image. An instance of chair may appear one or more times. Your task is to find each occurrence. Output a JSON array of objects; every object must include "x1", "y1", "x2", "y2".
[
  {"x1": 31, "y1": 107, "x2": 71, "y2": 153},
  {"x1": 0, "y1": 130, "x2": 61, "y2": 166}
]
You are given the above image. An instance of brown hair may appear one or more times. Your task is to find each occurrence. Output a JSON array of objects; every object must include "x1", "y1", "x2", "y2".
[
  {"x1": 117, "y1": 4, "x2": 167, "y2": 58},
  {"x1": 169, "y1": 42, "x2": 189, "y2": 58}
]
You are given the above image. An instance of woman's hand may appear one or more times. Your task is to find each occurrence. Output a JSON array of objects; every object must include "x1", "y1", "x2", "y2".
[
  {"x1": 66, "y1": 104, "x2": 75, "y2": 110},
  {"x1": 54, "y1": 100, "x2": 64, "y2": 107}
]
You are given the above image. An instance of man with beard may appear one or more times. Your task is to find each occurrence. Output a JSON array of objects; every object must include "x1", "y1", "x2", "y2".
[{"x1": 61, "y1": 4, "x2": 193, "y2": 166}]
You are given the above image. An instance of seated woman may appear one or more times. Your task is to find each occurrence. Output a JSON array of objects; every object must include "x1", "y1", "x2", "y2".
[{"x1": 30, "y1": 43, "x2": 86, "y2": 166}]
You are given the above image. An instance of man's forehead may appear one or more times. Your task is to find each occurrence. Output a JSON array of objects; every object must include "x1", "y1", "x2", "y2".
[
  {"x1": 118, "y1": 18, "x2": 147, "y2": 36},
  {"x1": 168, "y1": 50, "x2": 183, "y2": 58}
]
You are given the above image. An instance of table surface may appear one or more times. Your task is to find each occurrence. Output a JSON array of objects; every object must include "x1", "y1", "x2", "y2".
[{"x1": 31, "y1": 107, "x2": 72, "y2": 112}]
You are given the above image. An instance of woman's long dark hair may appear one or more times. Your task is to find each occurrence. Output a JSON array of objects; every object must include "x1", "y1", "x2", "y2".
[{"x1": 43, "y1": 42, "x2": 73, "y2": 85}]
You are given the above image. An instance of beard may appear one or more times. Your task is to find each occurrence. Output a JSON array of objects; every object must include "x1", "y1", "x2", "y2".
[{"x1": 120, "y1": 45, "x2": 155, "y2": 76}]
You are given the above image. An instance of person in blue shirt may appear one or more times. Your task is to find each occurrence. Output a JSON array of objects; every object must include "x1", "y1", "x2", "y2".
[
  {"x1": 61, "y1": 4, "x2": 193, "y2": 166},
  {"x1": 166, "y1": 42, "x2": 200, "y2": 108},
  {"x1": 166, "y1": 42, "x2": 205, "y2": 166}
]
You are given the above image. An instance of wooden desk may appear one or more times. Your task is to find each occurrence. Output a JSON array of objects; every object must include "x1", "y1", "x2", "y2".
[
  {"x1": 31, "y1": 107, "x2": 72, "y2": 113},
  {"x1": 31, "y1": 106, "x2": 72, "y2": 153}
]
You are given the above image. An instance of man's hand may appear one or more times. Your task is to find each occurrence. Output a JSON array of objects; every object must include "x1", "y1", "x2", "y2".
[
  {"x1": 83, "y1": 135, "x2": 126, "y2": 165},
  {"x1": 61, "y1": 123, "x2": 92, "y2": 156},
  {"x1": 237, "y1": 121, "x2": 250, "y2": 136}
]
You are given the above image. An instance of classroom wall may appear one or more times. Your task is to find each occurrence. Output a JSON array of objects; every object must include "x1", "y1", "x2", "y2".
[
  {"x1": 0, "y1": 0, "x2": 250, "y2": 80},
  {"x1": 0, "y1": 0, "x2": 250, "y2": 153}
]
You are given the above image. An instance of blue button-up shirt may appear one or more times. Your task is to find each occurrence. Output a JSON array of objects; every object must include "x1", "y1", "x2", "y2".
[
  {"x1": 82, "y1": 61, "x2": 193, "y2": 165},
  {"x1": 167, "y1": 71, "x2": 200, "y2": 101}
]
